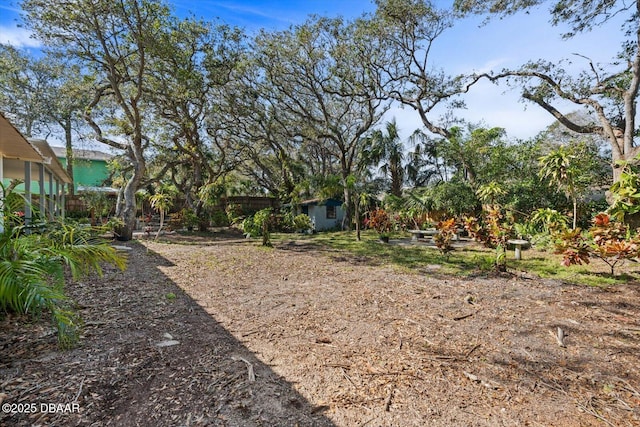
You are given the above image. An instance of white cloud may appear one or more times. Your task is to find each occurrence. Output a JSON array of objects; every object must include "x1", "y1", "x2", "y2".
[
  {"x1": 209, "y1": 1, "x2": 291, "y2": 22},
  {"x1": 0, "y1": 4, "x2": 21, "y2": 14},
  {"x1": 473, "y1": 57, "x2": 510, "y2": 74},
  {"x1": 0, "y1": 25, "x2": 41, "y2": 48}
]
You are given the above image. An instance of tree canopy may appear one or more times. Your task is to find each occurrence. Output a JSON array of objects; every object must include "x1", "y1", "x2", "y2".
[
  {"x1": 3, "y1": 0, "x2": 633, "y2": 238},
  {"x1": 455, "y1": 0, "x2": 640, "y2": 181}
]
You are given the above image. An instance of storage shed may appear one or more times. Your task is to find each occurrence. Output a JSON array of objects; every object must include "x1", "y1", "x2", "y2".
[{"x1": 298, "y1": 198, "x2": 344, "y2": 231}]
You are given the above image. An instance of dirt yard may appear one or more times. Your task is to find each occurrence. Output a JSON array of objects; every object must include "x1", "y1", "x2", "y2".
[{"x1": 1, "y1": 230, "x2": 639, "y2": 426}]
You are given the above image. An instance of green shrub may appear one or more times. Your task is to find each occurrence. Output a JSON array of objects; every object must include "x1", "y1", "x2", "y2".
[
  {"x1": 167, "y1": 208, "x2": 200, "y2": 230},
  {"x1": 226, "y1": 203, "x2": 243, "y2": 225},
  {"x1": 80, "y1": 191, "x2": 115, "y2": 222},
  {"x1": 209, "y1": 209, "x2": 229, "y2": 227},
  {"x1": 292, "y1": 214, "x2": 312, "y2": 232},
  {"x1": 0, "y1": 210, "x2": 127, "y2": 348},
  {"x1": 242, "y1": 208, "x2": 274, "y2": 246},
  {"x1": 529, "y1": 208, "x2": 569, "y2": 234},
  {"x1": 529, "y1": 232, "x2": 556, "y2": 251},
  {"x1": 256, "y1": 208, "x2": 274, "y2": 246},
  {"x1": 242, "y1": 215, "x2": 259, "y2": 237},
  {"x1": 513, "y1": 222, "x2": 535, "y2": 240},
  {"x1": 518, "y1": 208, "x2": 570, "y2": 251},
  {"x1": 608, "y1": 160, "x2": 640, "y2": 221},
  {"x1": 183, "y1": 209, "x2": 200, "y2": 230},
  {"x1": 280, "y1": 211, "x2": 295, "y2": 232},
  {"x1": 65, "y1": 210, "x2": 91, "y2": 220},
  {"x1": 430, "y1": 180, "x2": 479, "y2": 217}
]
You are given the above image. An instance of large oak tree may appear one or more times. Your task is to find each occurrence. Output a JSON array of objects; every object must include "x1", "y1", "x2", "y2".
[
  {"x1": 369, "y1": 0, "x2": 483, "y2": 139},
  {"x1": 145, "y1": 17, "x2": 245, "y2": 218},
  {"x1": 455, "y1": 0, "x2": 640, "y2": 182},
  {"x1": 23, "y1": 0, "x2": 172, "y2": 240},
  {"x1": 251, "y1": 16, "x2": 389, "y2": 227}
]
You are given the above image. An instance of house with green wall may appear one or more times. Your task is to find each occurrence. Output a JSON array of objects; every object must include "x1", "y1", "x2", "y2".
[
  {"x1": 0, "y1": 113, "x2": 71, "y2": 226},
  {"x1": 51, "y1": 146, "x2": 114, "y2": 193}
]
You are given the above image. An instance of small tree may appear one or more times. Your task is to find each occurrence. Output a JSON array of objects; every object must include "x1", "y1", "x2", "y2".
[
  {"x1": 464, "y1": 182, "x2": 515, "y2": 270},
  {"x1": 149, "y1": 192, "x2": 173, "y2": 240},
  {"x1": 81, "y1": 191, "x2": 113, "y2": 225},
  {"x1": 555, "y1": 213, "x2": 640, "y2": 276},
  {"x1": 463, "y1": 206, "x2": 514, "y2": 271},
  {"x1": 434, "y1": 218, "x2": 457, "y2": 257},
  {"x1": 538, "y1": 144, "x2": 596, "y2": 230},
  {"x1": 485, "y1": 207, "x2": 514, "y2": 271},
  {"x1": 255, "y1": 208, "x2": 274, "y2": 247},
  {"x1": 367, "y1": 208, "x2": 393, "y2": 242},
  {"x1": 242, "y1": 208, "x2": 274, "y2": 246}
]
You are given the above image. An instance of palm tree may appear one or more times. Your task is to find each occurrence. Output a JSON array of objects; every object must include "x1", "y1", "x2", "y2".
[
  {"x1": 406, "y1": 129, "x2": 448, "y2": 186},
  {"x1": 149, "y1": 192, "x2": 174, "y2": 240},
  {"x1": 476, "y1": 181, "x2": 507, "y2": 208},
  {"x1": 366, "y1": 119, "x2": 405, "y2": 197}
]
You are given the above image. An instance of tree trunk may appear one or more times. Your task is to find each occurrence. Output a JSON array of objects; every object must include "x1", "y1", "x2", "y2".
[
  {"x1": 607, "y1": 140, "x2": 640, "y2": 203},
  {"x1": 355, "y1": 195, "x2": 361, "y2": 241},
  {"x1": 611, "y1": 149, "x2": 640, "y2": 183},
  {"x1": 154, "y1": 209, "x2": 164, "y2": 241},
  {"x1": 390, "y1": 162, "x2": 403, "y2": 197},
  {"x1": 116, "y1": 182, "x2": 138, "y2": 241},
  {"x1": 342, "y1": 183, "x2": 352, "y2": 231},
  {"x1": 64, "y1": 118, "x2": 74, "y2": 195},
  {"x1": 115, "y1": 146, "x2": 145, "y2": 241}
]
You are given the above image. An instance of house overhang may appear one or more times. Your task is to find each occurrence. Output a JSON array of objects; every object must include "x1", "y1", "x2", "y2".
[
  {"x1": 0, "y1": 112, "x2": 43, "y2": 162},
  {"x1": 28, "y1": 139, "x2": 73, "y2": 184}
]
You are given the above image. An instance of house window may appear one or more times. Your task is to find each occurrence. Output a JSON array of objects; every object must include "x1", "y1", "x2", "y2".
[{"x1": 326, "y1": 205, "x2": 336, "y2": 219}]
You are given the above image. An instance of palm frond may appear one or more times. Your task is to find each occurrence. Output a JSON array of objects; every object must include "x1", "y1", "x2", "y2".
[{"x1": 0, "y1": 203, "x2": 126, "y2": 347}]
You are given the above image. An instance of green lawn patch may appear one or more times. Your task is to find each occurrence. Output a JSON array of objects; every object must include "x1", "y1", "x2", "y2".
[{"x1": 271, "y1": 230, "x2": 640, "y2": 287}]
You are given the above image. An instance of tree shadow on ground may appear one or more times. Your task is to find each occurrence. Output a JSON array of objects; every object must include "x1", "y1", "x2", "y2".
[
  {"x1": 0, "y1": 241, "x2": 335, "y2": 427},
  {"x1": 150, "y1": 240, "x2": 640, "y2": 426}
]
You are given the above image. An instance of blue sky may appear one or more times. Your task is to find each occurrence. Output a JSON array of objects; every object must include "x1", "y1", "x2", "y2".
[{"x1": 0, "y1": 0, "x2": 628, "y2": 141}]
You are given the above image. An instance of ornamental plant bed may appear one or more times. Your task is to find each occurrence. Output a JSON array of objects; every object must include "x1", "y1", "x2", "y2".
[{"x1": 1, "y1": 232, "x2": 639, "y2": 426}]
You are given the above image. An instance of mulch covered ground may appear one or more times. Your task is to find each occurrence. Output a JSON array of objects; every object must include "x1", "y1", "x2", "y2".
[{"x1": 1, "y1": 230, "x2": 639, "y2": 426}]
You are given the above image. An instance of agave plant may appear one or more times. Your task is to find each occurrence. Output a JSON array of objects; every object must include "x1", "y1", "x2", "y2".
[{"x1": 0, "y1": 189, "x2": 126, "y2": 348}]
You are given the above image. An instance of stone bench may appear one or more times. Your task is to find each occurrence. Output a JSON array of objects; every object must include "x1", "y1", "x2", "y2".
[
  {"x1": 409, "y1": 229, "x2": 464, "y2": 242},
  {"x1": 507, "y1": 239, "x2": 529, "y2": 260},
  {"x1": 408, "y1": 229, "x2": 439, "y2": 241}
]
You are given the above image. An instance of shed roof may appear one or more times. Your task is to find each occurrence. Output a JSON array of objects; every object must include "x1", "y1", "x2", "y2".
[
  {"x1": 299, "y1": 198, "x2": 343, "y2": 207},
  {"x1": 77, "y1": 185, "x2": 119, "y2": 195},
  {"x1": 51, "y1": 146, "x2": 114, "y2": 161}
]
